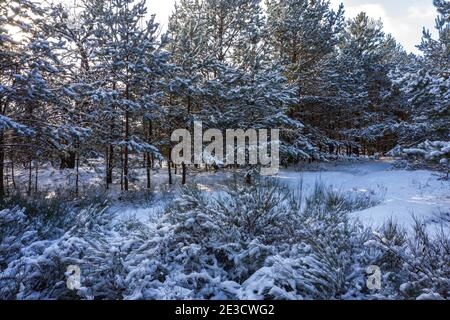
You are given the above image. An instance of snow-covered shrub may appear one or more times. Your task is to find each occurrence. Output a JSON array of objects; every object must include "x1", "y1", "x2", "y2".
[
  {"x1": 0, "y1": 192, "x2": 80, "y2": 273},
  {"x1": 403, "y1": 141, "x2": 450, "y2": 163},
  {"x1": 0, "y1": 207, "x2": 35, "y2": 270},
  {"x1": 303, "y1": 183, "x2": 381, "y2": 214},
  {"x1": 368, "y1": 219, "x2": 408, "y2": 299},
  {"x1": 125, "y1": 181, "x2": 379, "y2": 300},
  {"x1": 123, "y1": 192, "x2": 231, "y2": 299},
  {"x1": 1, "y1": 181, "x2": 447, "y2": 300},
  {"x1": 240, "y1": 184, "x2": 376, "y2": 300},
  {"x1": 0, "y1": 202, "x2": 131, "y2": 300},
  {"x1": 123, "y1": 182, "x2": 295, "y2": 300},
  {"x1": 239, "y1": 253, "x2": 303, "y2": 300},
  {"x1": 390, "y1": 141, "x2": 450, "y2": 177},
  {"x1": 294, "y1": 217, "x2": 372, "y2": 299},
  {"x1": 369, "y1": 218, "x2": 450, "y2": 300},
  {"x1": 209, "y1": 181, "x2": 301, "y2": 245}
]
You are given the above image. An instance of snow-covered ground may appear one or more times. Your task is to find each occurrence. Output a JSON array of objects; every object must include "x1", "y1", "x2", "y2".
[
  {"x1": 13, "y1": 160, "x2": 450, "y2": 232},
  {"x1": 274, "y1": 161, "x2": 450, "y2": 231},
  {"x1": 110, "y1": 161, "x2": 450, "y2": 233}
]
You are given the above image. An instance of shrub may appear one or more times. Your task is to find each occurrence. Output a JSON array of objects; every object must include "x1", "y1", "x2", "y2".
[
  {"x1": 0, "y1": 181, "x2": 448, "y2": 300},
  {"x1": 369, "y1": 218, "x2": 449, "y2": 300}
]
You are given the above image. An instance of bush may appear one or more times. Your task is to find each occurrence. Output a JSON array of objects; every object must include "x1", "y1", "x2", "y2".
[
  {"x1": 0, "y1": 181, "x2": 448, "y2": 300},
  {"x1": 368, "y1": 218, "x2": 449, "y2": 300},
  {"x1": 124, "y1": 181, "x2": 380, "y2": 300}
]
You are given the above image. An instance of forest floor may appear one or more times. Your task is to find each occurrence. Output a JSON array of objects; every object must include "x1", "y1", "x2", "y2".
[
  {"x1": 13, "y1": 159, "x2": 450, "y2": 233},
  {"x1": 275, "y1": 161, "x2": 449, "y2": 233}
]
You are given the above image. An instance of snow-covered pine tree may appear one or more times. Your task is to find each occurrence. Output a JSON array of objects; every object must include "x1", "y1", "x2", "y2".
[
  {"x1": 40, "y1": 1, "x2": 99, "y2": 173},
  {"x1": 0, "y1": 0, "x2": 41, "y2": 196},
  {"x1": 165, "y1": 0, "x2": 210, "y2": 181},
  {"x1": 338, "y1": 13, "x2": 408, "y2": 156},
  {"x1": 399, "y1": 0, "x2": 449, "y2": 144},
  {"x1": 266, "y1": 0, "x2": 344, "y2": 90},
  {"x1": 92, "y1": 0, "x2": 168, "y2": 191},
  {"x1": 167, "y1": 0, "x2": 307, "y2": 173},
  {"x1": 0, "y1": 0, "x2": 71, "y2": 195},
  {"x1": 217, "y1": 0, "x2": 308, "y2": 163},
  {"x1": 265, "y1": 0, "x2": 345, "y2": 159}
]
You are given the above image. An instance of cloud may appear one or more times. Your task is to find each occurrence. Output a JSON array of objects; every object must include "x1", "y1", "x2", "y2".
[
  {"x1": 147, "y1": 0, "x2": 439, "y2": 54},
  {"x1": 329, "y1": 1, "x2": 437, "y2": 54},
  {"x1": 407, "y1": 5, "x2": 436, "y2": 20},
  {"x1": 147, "y1": 0, "x2": 176, "y2": 30}
]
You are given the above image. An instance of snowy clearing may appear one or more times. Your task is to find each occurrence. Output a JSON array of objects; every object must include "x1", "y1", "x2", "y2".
[
  {"x1": 118, "y1": 161, "x2": 449, "y2": 232},
  {"x1": 274, "y1": 161, "x2": 450, "y2": 232},
  {"x1": 13, "y1": 160, "x2": 450, "y2": 232},
  {"x1": 4, "y1": 160, "x2": 449, "y2": 300}
]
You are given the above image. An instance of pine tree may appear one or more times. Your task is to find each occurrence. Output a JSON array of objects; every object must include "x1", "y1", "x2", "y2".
[
  {"x1": 338, "y1": 13, "x2": 408, "y2": 155},
  {"x1": 92, "y1": 0, "x2": 168, "y2": 191},
  {"x1": 266, "y1": 0, "x2": 345, "y2": 159},
  {"x1": 0, "y1": 0, "x2": 69, "y2": 196},
  {"x1": 399, "y1": 0, "x2": 449, "y2": 144}
]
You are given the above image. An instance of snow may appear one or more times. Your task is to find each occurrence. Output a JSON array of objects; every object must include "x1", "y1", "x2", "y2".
[
  {"x1": 274, "y1": 161, "x2": 450, "y2": 231},
  {"x1": 4, "y1": 160, "x2": 449, "y2": 300},
  {"x1": 13, "y1": 160, "x2": 450, "y2": 232}
]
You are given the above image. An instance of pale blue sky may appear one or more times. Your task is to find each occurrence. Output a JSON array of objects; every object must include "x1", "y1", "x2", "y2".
[{"x1": 147, "y1": 0, "x2": 438, "y2": 54}]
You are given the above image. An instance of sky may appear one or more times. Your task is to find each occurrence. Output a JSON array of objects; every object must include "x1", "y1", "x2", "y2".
[{"x1": 146, "y1": 0, "x2": 438, "y2": 54}]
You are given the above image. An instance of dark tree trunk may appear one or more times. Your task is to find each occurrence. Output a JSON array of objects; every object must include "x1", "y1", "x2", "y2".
[
  {"x1": 123, "y1": 79, "x2": 131, "y2": 191},
  {"x1": 123, "y1": 111, "x2": 130, "y2": 191},
  {"x1": 120, "y1": 155, "x2": 123, "y2": 191},
  {"x1": 0, "y1": 131, "x2": 4, "y2": 198},
  {"x1": 107, "y1": 144, "x2": 114, "y2": 185},
  {"x1": 168, "y1": 160, "x2": 173, "y2": 185},
  {"x1": 182, "y1": 162, "x2": 186, "y2": 185},
  {"x1": 28, "y1": 159, "x2": 32, "y2": 196},
  {"x1": 34, "y1": 160, "x2": 38, "y2": 193},
  {"x1": 5, "y1": 175, "x2": 8, "y2": 196},
  {"x1": 245, "y1": 170, "x2": 252, "y2": 185},
  {"x1": 106, "y1": 148, "x2": 109, "y2": 189},
  {"x1": 146, "y1": 120, "x2": 152, "y2": 190},
  {"x1": 146, "y1": 152, "x2": 151, "y2": 189},
  {"x1": 75, "y1": 152, "x2": 80, "y2": 195},
  {"x1": 11, "y1": 157, "x2": 16, "y2": 189}
]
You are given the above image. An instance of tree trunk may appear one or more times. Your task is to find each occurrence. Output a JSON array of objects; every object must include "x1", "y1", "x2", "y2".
[
  {"x1": 28, "y1": 158, "x2": 32, "y2": 196},
  {"x1": 182, "y1": 162, "x2": 186, "y2": 185},
  {"x1": 146, "y1": 152, "x2": 151, "y2": 189},
  {"x1": 11, "y1": 157, "x2": 16, "y2": 190},
  {"x1": 34, "y1": 160, "x2": 38, "y2": 193},
  {"x1": 75, "y1": 151, "x2": 80, "y2": 195},
  {"x1": 146, "y1": 120, "x2": 152, "y2": 190},
  {"x1": 106, "y1": 147, "x2": 109, "y2": 189},
  {"x1": 168, "y1": 160, "x2": 173, "y2": 185},
  {"x1": 5, "y1": 176, "x2": 9, "y2": 196},
  {"x1": 107, "y1": 144, "x2": 114, "y2": 185},
  {"x1": 245, "y1": 173, "x2": 252, "y2": 185},
  {"x1": 120, "y1": 151, "x2": 124, "y2": 191},
  {"x1": 0, "y1": 131, "x2": 4, "y2": 198},
  {"x1": 123, "y1": 111, "x2": 130, "y2": 191}
]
